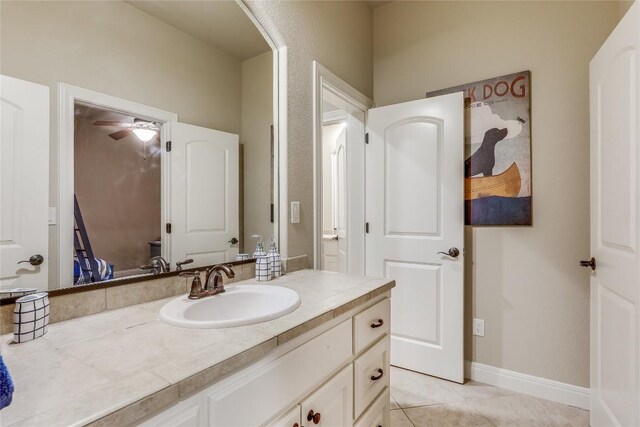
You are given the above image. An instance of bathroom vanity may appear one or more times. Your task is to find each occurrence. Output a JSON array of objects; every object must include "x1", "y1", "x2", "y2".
[{"x1": 0, "y1": 270, "x2": 394, "y2": 426}]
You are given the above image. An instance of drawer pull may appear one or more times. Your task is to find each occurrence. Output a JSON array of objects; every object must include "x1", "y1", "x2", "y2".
[
  {"x1": 370, "y1": 319, "x2": 384, "y2": 328},
  {"x1": 370, "y1": 368, "x2": 385, "y2": 381},
  {"x1": 307, "y1": 410, "x2": 321, "y2": 424}
]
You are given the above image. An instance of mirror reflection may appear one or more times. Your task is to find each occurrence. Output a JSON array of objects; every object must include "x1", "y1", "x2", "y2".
[{"x1": 0, "y1": 0, "x2": 277, "y2": 294}]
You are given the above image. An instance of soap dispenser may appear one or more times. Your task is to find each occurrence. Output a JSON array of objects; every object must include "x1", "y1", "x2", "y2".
[
  {"x1": 251, "y1": 234, "x2": 267, "y2": 259},
  {"x1": 252, "y1": 234, "x2": 270, "y2": 282},
  {"x1": 267, "y1": 236, "x2": 282, "y2": 278}
]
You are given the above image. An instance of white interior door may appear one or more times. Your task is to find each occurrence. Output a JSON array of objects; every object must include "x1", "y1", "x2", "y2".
[
  {"x1": 589, "y1": 2, "x2": 640, "y2": 425},
  {"x1": 366, "y1": 93, "x2": 464, "y2": 382},
  {"x1": 168, "y1": 122, "x2": 239, "y2": 267},
  {"x1": 0, "y1": 75, "x2": 49, "y2": 291}
]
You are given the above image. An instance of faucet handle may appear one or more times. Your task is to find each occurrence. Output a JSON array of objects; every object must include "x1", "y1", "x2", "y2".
[
  {"x1": 175, "y1": 258, "x2": 194, "y2": 271},
  {"x1": 183, "y1": 271, "x2": 203, "y2": 299}
]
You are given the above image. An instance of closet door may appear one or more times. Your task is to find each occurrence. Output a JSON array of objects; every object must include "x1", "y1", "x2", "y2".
[
  {"x1": 0, "y1": 75, "x2": 49, "y2": 291},
  {"x1": 589, "y1": 2, "x2": 640, "y2": 426},
  {"x1": 168, "y1": 122, "x2": 239, "y2": 267}
]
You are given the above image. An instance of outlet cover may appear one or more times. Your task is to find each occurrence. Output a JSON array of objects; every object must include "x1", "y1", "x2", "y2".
[{"x1": 473, "y1": 318, "x2": 485, "y2": 337}]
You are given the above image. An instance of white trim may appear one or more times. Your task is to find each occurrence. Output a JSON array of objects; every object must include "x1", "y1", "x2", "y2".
[
  {"x1": 465, "y1": 361, "x2": 590, "y2": 410},
  {"x1": 312, "y1": 61, "x2": 373, "y2": 273},
  {"x1": 323, "y1": 110, "x2": 348, "y2": 124},
  {"x1": 58, "y1": 83, "x2": 177, "y2": 287}
]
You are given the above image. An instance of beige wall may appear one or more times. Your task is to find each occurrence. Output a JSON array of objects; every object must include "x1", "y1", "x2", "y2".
[
  {"x1": 374, "y1": 1, "x2": 621, "y2": 388},
  {"x1": 74, "y1": 118, "x2": 161, "y2": 273},
  {"x1": 242, "y1": 51, "x2": 274, "y2": 253},
  {"x1": 0, "y1": 1, "x2": 242, "y2": 287},
  {"x1": 621, "y1": 0, "x2": 635, "y2": 18},
  {"x1": 246, "y1": 0, "x2": 374, "y2": 265}
]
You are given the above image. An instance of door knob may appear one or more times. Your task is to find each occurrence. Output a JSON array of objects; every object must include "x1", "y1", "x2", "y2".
[
  {"x1": 580, "y1": 257, "x2": 596, "y2": 271},
  {"x1": 437, "y1": 247, "x2": 460, "y2": 258},
  {"x1": 332, "y1": 235, "x2": 339, "y2": 241},
  {"x1": 17, "y1": 254, "x2": 44, "y2": 266},
  {"x1": 228, "y1": 237, "x2": 239, "y2": 245},
  {"x1": 307, "y1": 410, "x2": 321, "y2": 424}
]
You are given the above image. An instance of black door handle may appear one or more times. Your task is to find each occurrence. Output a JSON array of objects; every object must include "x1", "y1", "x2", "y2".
[
  {"x1": 17, "y1": 255, "x2": 44, "y2": 266},
  {"x1": 437, "y1": 247, "x2": 460, "y2": 258},
  {"x1": 228, "y1": 237, "x2": 239, "y2": 245},
  {"x1": 580, "y1": 257, "x2": 596, "y2": 271}
]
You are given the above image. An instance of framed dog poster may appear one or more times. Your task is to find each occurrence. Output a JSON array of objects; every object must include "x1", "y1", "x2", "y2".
[{"x1": 427, "y1": 71, "x2": 532, "y2": 226}]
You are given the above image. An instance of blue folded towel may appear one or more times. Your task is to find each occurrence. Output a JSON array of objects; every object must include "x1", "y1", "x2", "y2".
[{"x1": 0, "y1": 355, "x2": 14, "y2": 410}]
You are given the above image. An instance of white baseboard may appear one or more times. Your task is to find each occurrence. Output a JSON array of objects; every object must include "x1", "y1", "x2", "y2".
[{"x1": 465, "y1": 361, "x2": 590, "y2": 410}]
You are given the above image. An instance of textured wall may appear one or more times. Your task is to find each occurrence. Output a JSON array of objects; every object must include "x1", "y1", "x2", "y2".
[
  {"x1": 373, "y1": 1, "x2": 621, "y2": 387},
  {"x1": 1, "y1": 1, "x2": 242, "y2": 287},
  {"x1": 245, "y1": 0, "x2": 373, "y2": 265}
]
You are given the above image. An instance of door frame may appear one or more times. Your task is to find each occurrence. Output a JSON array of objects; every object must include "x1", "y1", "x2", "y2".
[
  {"x1": 58, "y1": 84, "x2": 177, "y2": 287},
  {"x1": 312, "y1": 61, "x2": 373, "y2": 273}
]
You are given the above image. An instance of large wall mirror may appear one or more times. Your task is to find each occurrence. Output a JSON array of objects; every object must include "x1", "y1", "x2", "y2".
[{"x1": 0, "y1": 0, "x2": 279, "y2": 295}]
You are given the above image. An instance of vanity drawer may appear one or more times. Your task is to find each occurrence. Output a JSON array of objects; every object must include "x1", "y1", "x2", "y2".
[
  {"x1": 354, "y1": 335, "x2": 390, "y2": 418},
  {"x1": 208, "y1": 319, "x2": 352, "y2": 426},
  {"x1": 354, "y1": 298, "x2": 390, "y2": 354},
  {"x1": 354, "y1": 388, "x2": 390, "y2": 427}
]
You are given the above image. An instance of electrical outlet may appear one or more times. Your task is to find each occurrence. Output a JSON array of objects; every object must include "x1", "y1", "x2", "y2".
[{"x1": 473, "y1": 318, "x2": 485, "y2": 337}]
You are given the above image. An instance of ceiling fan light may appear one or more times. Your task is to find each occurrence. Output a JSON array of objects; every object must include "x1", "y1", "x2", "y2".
[{"x1": 132, "y1": 128, "x2": 157, "y2": 142}]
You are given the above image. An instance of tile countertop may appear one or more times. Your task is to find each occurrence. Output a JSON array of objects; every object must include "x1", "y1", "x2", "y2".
[{"x1": 0, "y1": 270, "x2": 394, "y2": 427}]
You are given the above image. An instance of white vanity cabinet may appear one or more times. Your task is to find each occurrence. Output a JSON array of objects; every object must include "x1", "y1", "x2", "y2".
[{"x1": 140, "y1": 295, "x2": 391, "y2": 427}]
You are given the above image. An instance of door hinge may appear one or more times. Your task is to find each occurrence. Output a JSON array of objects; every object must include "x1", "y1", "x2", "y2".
[
  {"x1": 166, "y1": 140, "x2": 172, "y2": 152},
  {"x1": 365, "y1": 133, "x2": 369, "y2": 144},
  {"x1": 365, "y1": 222, "x2": 370, "y2": 233},
  {"x1": 166, "y1": 223, "x2": 172, "y2": 234}
]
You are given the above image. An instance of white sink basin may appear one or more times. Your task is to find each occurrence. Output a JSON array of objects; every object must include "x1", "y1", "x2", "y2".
[{"x1": 159, "y1": 285, "x2": 301, "y2": 329}]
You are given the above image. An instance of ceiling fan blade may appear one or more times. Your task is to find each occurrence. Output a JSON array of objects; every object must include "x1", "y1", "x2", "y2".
[
  {"x1": 109, "y1": 129, "x2": 131, "y2": 140},
  {"x1": 93, "y1": 121, "x2": 133, "y2": 128}
]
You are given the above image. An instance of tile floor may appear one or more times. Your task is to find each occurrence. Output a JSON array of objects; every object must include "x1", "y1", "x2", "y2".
[{"x1": 390, "y1": 366, "x2": 589, "y2": 426}]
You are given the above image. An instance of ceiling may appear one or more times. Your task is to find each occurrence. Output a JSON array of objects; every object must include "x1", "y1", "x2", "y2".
[{"x1": 126, "y1": 1, "x2": 271, "y2": 61}]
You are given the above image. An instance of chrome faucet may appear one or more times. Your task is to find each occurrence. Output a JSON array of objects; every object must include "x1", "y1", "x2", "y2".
[{"x1": 140, "y1": 256, "x2": 170, "y2": 274}]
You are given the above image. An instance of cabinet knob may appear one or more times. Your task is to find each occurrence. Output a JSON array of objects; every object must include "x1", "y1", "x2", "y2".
[
  {"x1": 307, "y1": 410, "x2": 321, "y2": 424},
  {"x1": 370, "y1": 368, "x2": 384, "y2": 381},
  {"x1": 370, "y1": 319, "x2": 384, "y2": 328}
]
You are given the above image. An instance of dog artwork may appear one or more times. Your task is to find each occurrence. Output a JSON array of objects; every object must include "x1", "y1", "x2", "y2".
[
  {"x1": 427, "y1": 71, "x2": 532, "y2": 225},
  {"x1": 465, "y1": 127, "x2": 509, "y2": 178}
]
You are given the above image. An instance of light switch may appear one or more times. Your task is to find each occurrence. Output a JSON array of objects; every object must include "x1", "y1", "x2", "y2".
[
  {"x1": 290, "y1": 201, "x2": 300, "y2": 224},
  {"x1": 48, "y1": 207, "x2": 57, "y2": 225}
]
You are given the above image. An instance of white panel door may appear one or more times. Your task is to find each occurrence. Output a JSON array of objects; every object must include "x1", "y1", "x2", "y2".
[
  {"x1": 0, "y1": 75, "x2": 49, "y2": 291},
  {"x1": 589, "y1": 2, "x2": 640, "y2": 426},
  {"x1": 300, "y1": 364, "x2": 353, "y2": 427},
  {"x1": 366, "y1": 93, "x2": 464, "y2": 382},
  {"x1": 169, "y1": 122, "x2": 239, "y2": 267}
]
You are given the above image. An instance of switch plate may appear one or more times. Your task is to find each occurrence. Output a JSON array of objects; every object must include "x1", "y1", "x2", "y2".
[
  {"x1": 48, "y1": 207, "x2": 57, "y2": 225},
  {"x1": 473, "y1": 318, "x2": 485, "y2": 337},
  {"x1": 290, "y1": 201, "x2": 300, "y2": 224}
]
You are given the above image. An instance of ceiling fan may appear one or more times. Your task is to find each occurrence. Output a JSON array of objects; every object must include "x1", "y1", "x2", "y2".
[{"x1": 93, "y1": 118, "x2": 160, "y2": 141}]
